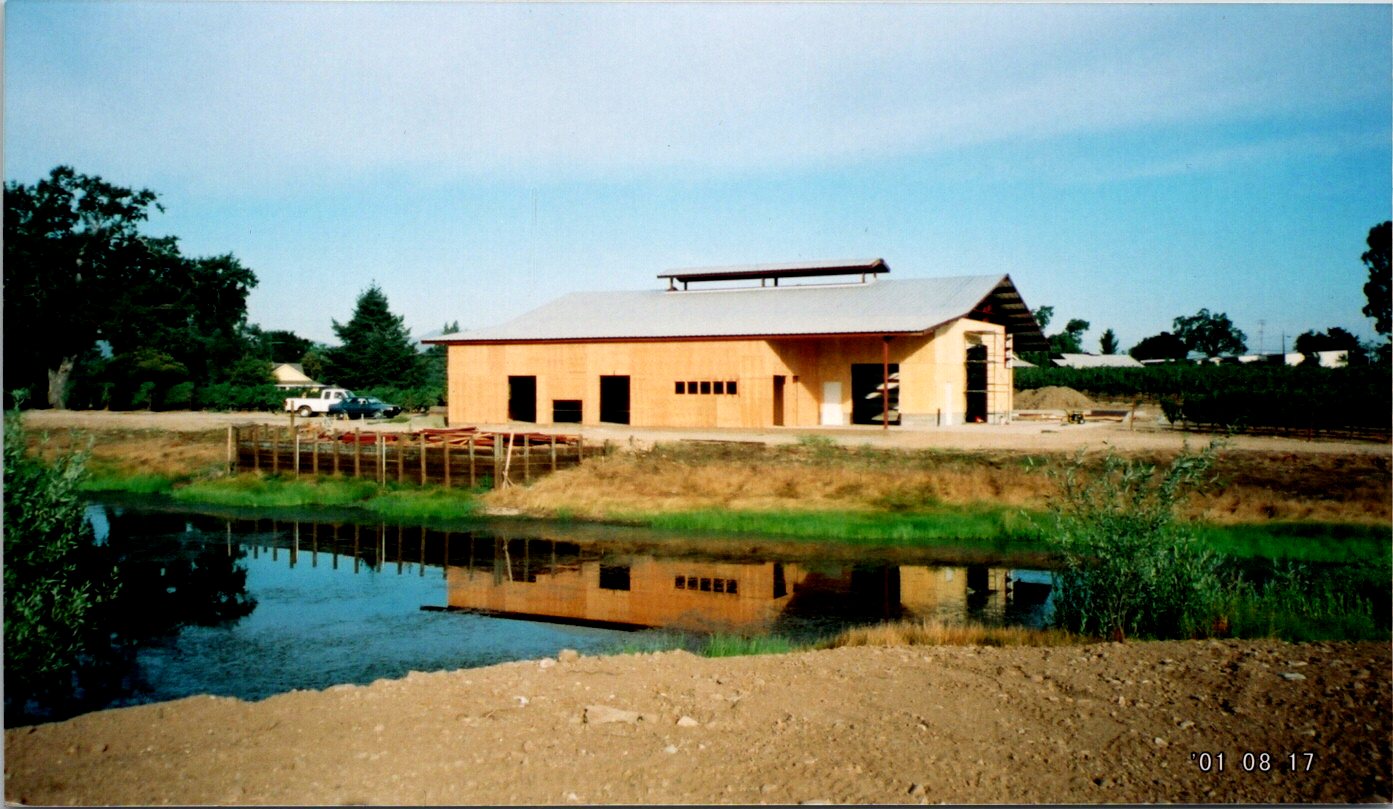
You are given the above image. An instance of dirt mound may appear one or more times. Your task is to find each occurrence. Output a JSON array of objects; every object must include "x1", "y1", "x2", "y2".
[{"x1": 1016, "y1": 385, "x2": 1095, "y2": 411}]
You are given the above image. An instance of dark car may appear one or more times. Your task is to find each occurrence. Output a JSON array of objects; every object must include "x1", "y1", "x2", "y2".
[{"x1": 327, "y1": 396, "x2": 402, "y2": 420}]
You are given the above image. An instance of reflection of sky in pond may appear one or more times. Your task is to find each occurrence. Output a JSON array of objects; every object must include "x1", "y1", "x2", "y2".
[{"x1": 111, "y1": 522, "x2": 624, "y2": 710}]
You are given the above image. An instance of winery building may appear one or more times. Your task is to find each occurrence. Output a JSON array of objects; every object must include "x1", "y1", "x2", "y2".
[{"x1": 427, "y1": 259, "x2": 1046, "y2": 430}]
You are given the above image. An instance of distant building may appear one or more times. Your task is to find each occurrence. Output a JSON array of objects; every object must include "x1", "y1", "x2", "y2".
[
  {"x1": 270, "y1": 363, "x2": 326, "y2": 391},
  {"x1": 1053, "y1": 353, "x2": 1143, "y2": 369},
  {"x1": 1232, "y1": 351, "x2": 1348, "y2": 368},
  {"x1": 426, "y1": 259, "x2": 1048, "y2": 429}
]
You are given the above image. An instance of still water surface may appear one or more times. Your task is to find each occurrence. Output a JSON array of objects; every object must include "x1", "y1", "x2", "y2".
[{"x1": 73, "y1": 503, "x2": 1053, "y2": 718}]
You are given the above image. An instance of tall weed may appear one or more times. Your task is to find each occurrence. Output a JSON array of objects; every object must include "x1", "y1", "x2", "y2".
[{"x1": 1044, "y1": 442, "x2": 1227, "y2": 640}]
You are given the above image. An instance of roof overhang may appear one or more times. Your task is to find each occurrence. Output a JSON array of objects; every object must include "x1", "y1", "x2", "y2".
[{"x1": 966, "y1": 275, "x2": 1048, "y2": 352}]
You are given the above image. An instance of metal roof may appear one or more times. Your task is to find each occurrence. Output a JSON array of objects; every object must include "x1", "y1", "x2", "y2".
[
  {"x1": 1054, "y1": 353, "x2": 1144, "y2": 368},
  {"x1": 430, "y1": 273, "x2": 1047, "y2": 350}
]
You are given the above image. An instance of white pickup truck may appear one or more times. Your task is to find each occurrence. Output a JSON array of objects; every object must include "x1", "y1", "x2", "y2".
[{"x1": 284, "y1": 387, "x2": 354, "y2": 417}]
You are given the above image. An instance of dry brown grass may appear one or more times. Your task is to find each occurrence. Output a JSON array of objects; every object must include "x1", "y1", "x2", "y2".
[
  {"x1": 27, "y1": 427, "x2": 226, "y2": 480},
  {"x1": 486, "y1": 441, "x2": 1391, "y2": 526},
  {"x1": 819, "y1": 618, "x2": 1078, "y2": 649}
]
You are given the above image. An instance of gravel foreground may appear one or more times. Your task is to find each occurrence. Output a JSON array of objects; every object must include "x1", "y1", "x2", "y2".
[{"x1": 5, "y1": 640, "x2": 1389, "y2": 805}]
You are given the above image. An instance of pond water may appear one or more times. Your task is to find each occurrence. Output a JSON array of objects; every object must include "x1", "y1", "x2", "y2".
[{"x1": 20, "y1": 503, "x2": 1054, "y2": 723}]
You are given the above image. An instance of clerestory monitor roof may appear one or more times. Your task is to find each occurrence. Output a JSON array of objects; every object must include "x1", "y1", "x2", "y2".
[{"x1": 428, "y1": 264, "x2": 1047, "y2": 350}]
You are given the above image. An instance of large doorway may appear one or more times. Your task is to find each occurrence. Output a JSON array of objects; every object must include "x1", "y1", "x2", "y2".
[
  {"x1": 772, "y1": 375, "x2": 786, "y2": 426},
  {"x1": 598, "y1": 375, "x2": 630, "y2": 424},
  {"x1": 851, "y1": 363, "x2": 900, "y2": 425},
  {"x1": 508, "y1": 376, "x2": 536, "y2": 423},
  {"x1": 965, "y1": 344, "x2": 988, "y2": 423}
]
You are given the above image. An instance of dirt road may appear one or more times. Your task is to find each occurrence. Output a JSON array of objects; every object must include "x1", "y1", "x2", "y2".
[
  {"x1": 22, "y1": 407, "x2": 1390, "y2": 456},
  {"x1": 5, "y1": 640, "x2": 1388, "y2": 805}
]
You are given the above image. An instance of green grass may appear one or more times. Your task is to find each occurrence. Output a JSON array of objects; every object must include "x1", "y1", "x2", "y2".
[
  {"x1": 634, "y1": 506, "x2": 1041, "y2": 551},
  {"x1": 163, "y1": 473, "x2": 484, "y2": 520},
  {"x1": 80, "y1": 471, "x2": 177, "y2": 495},
  {"x1": 625, "y1": 505, "x2": 1388, "y2": 566},
  {"x1": 700, "y1": 633, "x2": 797, "y2": 657},
  {"x1": 1193, "y1": 521, "x2": 1391, "y2": 565},
  {"x1": 171, "y1": 475, "x2": 381, "y2": 508},
  {"x1": 612, "y1": 631, "x2": 801, "y2": 657},
  {"x1": 363, "y1": 487, "x2": 479, "y2": 520}
]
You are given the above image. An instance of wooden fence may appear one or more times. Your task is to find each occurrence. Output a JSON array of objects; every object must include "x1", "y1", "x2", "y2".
[{"x1": 228, "y1": 425, "x2": 605, "y2": 489}]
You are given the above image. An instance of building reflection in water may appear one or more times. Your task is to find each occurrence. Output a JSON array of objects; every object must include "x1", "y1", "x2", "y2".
[{"x1": 229, "y1": 518, "x2": 1053, "y2": 635}]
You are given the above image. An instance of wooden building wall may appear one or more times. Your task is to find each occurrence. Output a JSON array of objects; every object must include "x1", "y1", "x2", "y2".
[{"x1": 444, "y1": 317, "x2": 1011, "y2": 429}]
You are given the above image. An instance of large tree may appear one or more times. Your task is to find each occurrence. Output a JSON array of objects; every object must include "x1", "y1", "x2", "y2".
[
  {"x1": 1049, "y1": 318, "x2": 1091, "y2": 355},
  {"x1": 5, "y1": 167, "x2": 159, "y2": 407},
  {"x1": 1172, "y1": 308, "x2": 1246, "y2": 358},
  {"x1": 1129, "y1": 331, "x2": 1188, "y2": 362},
  {"x1": 1362, "y1": 221, "x2": 1390, "y2": 336},
  {"x1": 325, "y1": 284, "x2": 422, "y2": 390},
  {"x1": 4, "y1": 166, "x2": 257, "y2": 408}
]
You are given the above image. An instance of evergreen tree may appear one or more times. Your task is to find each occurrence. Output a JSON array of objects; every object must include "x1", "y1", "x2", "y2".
[
  {"x1": 325, "y1": 284, "x2": 421, "y2": 390},
  {"x1": 1099, "y1": 329, "x2": 1119, "y2": 355}
]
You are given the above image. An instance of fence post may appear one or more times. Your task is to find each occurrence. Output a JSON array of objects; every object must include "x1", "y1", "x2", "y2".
[
  {"x1": 378, "y1": 432, "x2": 386, "y2": 486},
  {"x1": 396, "y1": 434, "x2": 405, "y2": 483},
  {"x1": 252, "y1": 425, "x2": 261, "y2": 472},
  {"x1": 523, "y1": 437, "x2": 531, "y2": 482},
  {"x1": 333, "y1": 428, "x2": 341, "y2": 476},
  {"x1": 577, "y1": 434, "x2": 584, "y2": 465},
  {"x1": 227, "y1": 425, "x2": 235, "y2": 474},
  {"x1": 313, "y1": 433, "x2": 320, "y2": 476},
  {"x1": 293, "y1": 428, "x2": 301, "y2": 478},
  {"x1": 468, "y1": 435, "x2": 476, "y2": 488},
  {"x1": 354, "y1": 428, "x2": 362, "y2": 479},
  {"x1": 550, "y1": 434, "x2": 557, "y2": 472},
  {"x1": 493, "y1": 434, "x2": 504, "y2": 489},
  {"x1": 420, "y1": 432, "x2": 428, "y2": 485},
  {"x1": 443, "y1": 440, "x2": 452, "y2": 489}
]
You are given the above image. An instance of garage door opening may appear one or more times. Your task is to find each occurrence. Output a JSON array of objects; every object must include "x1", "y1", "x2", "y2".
[
  {"x1": 598, "y1": 375, "x2": 630, "y2": 424},
  {"x1": 851, "y1": 363, "x2": 899, "y2": 426},
  {"x1": 508, "y1": 376, "x2": 536, "y2": 423},
  {"x1": 965, "y1": 345, "x2": 988, "y2": 424}
]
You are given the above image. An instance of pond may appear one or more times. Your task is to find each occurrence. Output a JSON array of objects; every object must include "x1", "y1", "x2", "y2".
[{"x1": 15, "y1": 503, "x2": 1055, "y2": 724}]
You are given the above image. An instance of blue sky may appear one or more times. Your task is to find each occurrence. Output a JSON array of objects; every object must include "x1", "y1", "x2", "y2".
[{"x1": 6, "y1": 2, "x2": 1390, "y2": 353}]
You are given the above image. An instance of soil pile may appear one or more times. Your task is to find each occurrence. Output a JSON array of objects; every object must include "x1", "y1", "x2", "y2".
[
  {"x1": 1016, "y1": 386, "x2": 1095, "y2": 411},
  {"x1": 6, "y1": 640, "x2": 1387, "y2": 805}
]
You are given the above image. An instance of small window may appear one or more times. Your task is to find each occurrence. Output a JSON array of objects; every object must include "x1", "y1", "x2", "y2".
[
  {"x1": 713, "y1": 381, "x2": 725, "y2": 394},
  {"x1": 726, "y1": 579, "x2": 738, "y2": 595},
  {"x1": 713, "y1": 578, "x2": 725, "y2": 593},
  {"x1": 553, "y1": 400, "x2": 582, "y2": 424},
  {"x1": 675, "y1": 381, "x2": 685, "y2": 394},
  {"x1": 699, "y1": 381, "x2": 711, "y2": 395},
  {"x1": 687, "y1": 381, "x2": 698, "y2": 394},
  {"x1": 727, "y1": 381, "x2": 738, "y2": 395},
  {"x1": 699, "y1": 577, "x2": 711, "y2": 592},
  {"x1": 675, "y1": 575, "x2": 686, "y2": 590},
  {"x1": 598, "y1": 565, "x2": 631, "y2": 591}
]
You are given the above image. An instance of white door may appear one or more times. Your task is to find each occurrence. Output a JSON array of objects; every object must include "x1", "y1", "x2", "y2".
[{"x1": 820, "y1": 381, "x2": 844, "y2": 426}]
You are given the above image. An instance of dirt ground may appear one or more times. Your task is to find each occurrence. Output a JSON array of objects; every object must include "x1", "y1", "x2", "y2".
[{"x1": 5, "y1": 640, "x2": 1389, "y2": 805}]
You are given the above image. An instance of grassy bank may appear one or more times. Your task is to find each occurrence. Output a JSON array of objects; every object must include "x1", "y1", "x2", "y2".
[
  {"x1": 85, "y1": 473, "x2": 486, "y2": 521},
  {"x1": 79, "y1": 465, "x2": 1387, "y2": 565}
]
